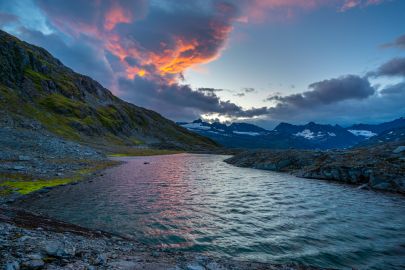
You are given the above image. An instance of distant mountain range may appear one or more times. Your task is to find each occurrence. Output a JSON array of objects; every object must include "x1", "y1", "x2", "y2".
[{"x1": 178, "y1": 117, "x2": 405, "y2": 149}]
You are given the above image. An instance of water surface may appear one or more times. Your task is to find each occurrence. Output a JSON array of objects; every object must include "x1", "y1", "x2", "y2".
[{"x1": 21, "y1": 154, "x2": 405, "y2": 269}]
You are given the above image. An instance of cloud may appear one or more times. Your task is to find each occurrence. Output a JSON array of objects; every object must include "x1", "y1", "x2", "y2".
[
  {"x1": 119, "y1": 77, "x2": 269, "y2": 120},
  {"x1": 0, "y1": 12, "x2": 18, "y2": 25},
  {"x1": 267, "y1": 75, "x2": 375, "y2": 108},
  {"x1": 0, "y1": 0, "x2": 396, "y2": 124},
  {"x1": 382, "y1": 33, "x2": 405, "y2": 49},
  {"x1": 380, "y1": 82, "x2": 405, "y2": 95},
  {"x1": 340, "y1": 0, "x2": 385, "y2": 12},
  {"x1": 374, "y1": 57, "x2": 405, "y2": 77}
]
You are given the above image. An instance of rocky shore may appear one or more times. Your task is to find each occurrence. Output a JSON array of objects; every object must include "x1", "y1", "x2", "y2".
[{"x1": 225, "y1": 141, "x2": 405, "y2": 194}]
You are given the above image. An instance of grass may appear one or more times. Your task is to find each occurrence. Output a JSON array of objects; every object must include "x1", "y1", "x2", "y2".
[
  {"x1": 0, "y1": 178, "x2": 75, "y2": 195},
  {"x1": 0, "y1": 160, "x2": 119, "y2": 196},
  {"x1": 109, "y1": 149, "x2": 183, "y2": 157}
]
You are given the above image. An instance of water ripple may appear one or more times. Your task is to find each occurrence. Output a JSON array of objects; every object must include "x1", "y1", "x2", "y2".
[{"x1": 20, "y1": 154, "x2": 405, "y2": 270}]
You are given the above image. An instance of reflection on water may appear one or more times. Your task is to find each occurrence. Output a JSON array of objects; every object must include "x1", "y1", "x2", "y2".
[{"x1": 21, "y1": 154, "x2": 405, "y2": 269}]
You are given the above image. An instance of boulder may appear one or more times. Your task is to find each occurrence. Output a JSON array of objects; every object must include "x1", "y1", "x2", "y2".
[{"x1": 43, "y1": 240, "x2": 76, "y2": 258}]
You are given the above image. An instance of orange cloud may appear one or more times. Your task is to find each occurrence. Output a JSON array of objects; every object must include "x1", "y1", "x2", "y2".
[{"x1": 104, "y1": 3, "x2": 133, "y2": 31}]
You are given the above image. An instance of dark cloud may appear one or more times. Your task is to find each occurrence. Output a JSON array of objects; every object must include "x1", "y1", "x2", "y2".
[
  {"x1": 267, "y1": 75, "x2": 374, "y2": 108},
  {"x1": 243, "y1": 87, "x2": 255, "y2": 93},
  {"x1": 375, "y1": 57, "x2": 405, "y2": 77},
  {"x1": 119, "y1": 77, "x2": 269, "y2": 120},
  {"x1": 380, "y1": 82, "x2": 405, "y2": 96},
  {"x1": 0, "y1": 12, "x2": 18, "y2": 25},
  {"x1": 382, "y1": 33, "x2": 405, "y2": 49}
]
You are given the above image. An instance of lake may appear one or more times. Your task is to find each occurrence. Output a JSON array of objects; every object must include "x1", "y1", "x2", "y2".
[{"x1": 20, "y1": 154, "x2": 405, "y2": 269}]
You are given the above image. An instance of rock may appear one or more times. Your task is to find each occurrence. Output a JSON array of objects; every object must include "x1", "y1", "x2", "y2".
[
  {"x1": 22, "y1": 260, "x2": 44, "y2": 269},
  {"x1": 372, "y1": 182, "x2": 392, "y2": 191},
  {"x1": 4, "y1": 261, "x2": 20, "y2": 270},
  {"x1": 186, "y1": 264, "x2": 205, "y2": 270},
  {"x1": 107, "y1": 260, "x2": 138, "y2": 269},
  {"x1": 12, "y1": 165, "x2": 25, "y2": 171},
  {"x1": 393, "y1": 146, "x2": 405, "y2": 154},
  {"x1": 43, "y1": 240, "x2": 76, "y2": 258},
  {"x1": 94, "y1": 254, "x2": 108, "y2": 265},
  {"x1": 27, "y1": 254, "x2": 43, "y2": 260},
  {"x1": 18, "y1": 155, "x2": 32, "y2": 161}
]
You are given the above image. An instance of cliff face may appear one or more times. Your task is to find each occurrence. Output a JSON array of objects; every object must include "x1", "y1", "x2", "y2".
[{"x1": 0, "y1": 30, "x2": 218, "y2": 151}]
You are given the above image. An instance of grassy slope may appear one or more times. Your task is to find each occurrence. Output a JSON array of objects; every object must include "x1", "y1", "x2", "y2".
[{"x1": 0, "y1": 30, "x2": 219, "y2": 151}]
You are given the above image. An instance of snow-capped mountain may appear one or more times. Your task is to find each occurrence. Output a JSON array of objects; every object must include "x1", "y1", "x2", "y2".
[
  {"x1": 347, "y1": 117, "x2": 405, "y2": 139},
  {"x1": 178, "y1": 117, "x2": 405, "y2": 149},
  {"x1": 178, "y1": 120, "x2": 360, "y2": 149}
]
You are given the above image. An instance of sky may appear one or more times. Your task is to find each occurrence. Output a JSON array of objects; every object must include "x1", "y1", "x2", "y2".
[{"x1": 0, "y1": 0, "x2": 404, "y2": 128}]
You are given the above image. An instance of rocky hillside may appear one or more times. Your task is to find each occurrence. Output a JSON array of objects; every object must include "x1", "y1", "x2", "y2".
[
  {"x1": 225, "y1": 141, "x2": 405, "y2": 194},
  {"x1": 0, "y1": 30, "x2": 218, "y2": 151}
]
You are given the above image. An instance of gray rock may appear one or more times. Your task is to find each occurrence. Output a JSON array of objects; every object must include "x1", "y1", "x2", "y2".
[
  {"x1": 393, "y1": 146, "x2": 405, "y2": 154},
  {"x1": 22, "y1": 259, "x2": 44, "y2": 269},
  {"x1": 186, "y1": 264, "x2": 205, "y2": 270},
  {"x1": 94, "y1": 254, "x2": 108, "y2": 265},
  {"x1": 12, "y1": 165, "x2": 25, "y2": 171},
  {"x1": 43, "y1": 240, "x2": 76, "y2": 258},
  {"x1": 4, "y1": 261, "x2": 20, "y2": 270},
  {"x1": 18, "y1": 155, "x2": 32, "y2": 161},
  {"x1": 27, "y1": 254, "x2": 43, "y2": 260},
  {"x1": 108, "y1": 260, "x2": 138, "y2": 269}
]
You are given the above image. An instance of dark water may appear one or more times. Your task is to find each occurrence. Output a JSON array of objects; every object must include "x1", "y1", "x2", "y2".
[{"x1": 22, "y1": 154, "x2": 405, "y2": 269}]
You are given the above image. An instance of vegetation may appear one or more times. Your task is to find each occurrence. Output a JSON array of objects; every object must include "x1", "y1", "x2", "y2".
[{"x1": 0, "y1": 160, "x2": 118, "y2": 195}]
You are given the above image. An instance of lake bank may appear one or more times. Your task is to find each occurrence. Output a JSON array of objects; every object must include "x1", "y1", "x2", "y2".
[{"x1": 225, "y1": 141, "x2": 405, "y2": 194}]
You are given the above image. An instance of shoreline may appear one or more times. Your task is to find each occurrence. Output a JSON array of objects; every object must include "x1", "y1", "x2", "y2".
[{"x1": 224, "y1": 142, "x2": 405, "y2": 195}]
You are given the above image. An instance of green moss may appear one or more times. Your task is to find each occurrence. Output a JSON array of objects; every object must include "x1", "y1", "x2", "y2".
[
  {"x1": 39, "y1": 93, "x2": 88, "y2": 118},
  {"x1": 0, "y1": 160, "x2": 118, "y2": 195},
  {"x1": 24, "y1": 68, "x2": 50, "y2": 91},
  {"x1": 96, "y1": 105, "x2": 124, "y2": 131},
  {"x1": 0, "y1": 178, "x2": 75, "y2": 194}
]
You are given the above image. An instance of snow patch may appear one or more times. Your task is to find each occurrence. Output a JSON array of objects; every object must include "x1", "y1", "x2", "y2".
[
  {"x1": 328, "y1": 132, "x2": 336, "y2": 137},
  {"x1": 232, "y1": 131, "x2": 261, "y2": 136},
  {"x1": 182, "y1": 123, "x2": 211, "y2": 130},
  {"x1": 294, "y1": 129, "x2": 316, "y2": 139},
  {"x1": 348, "y1": 130, "x2": 377, "y2": 138}
]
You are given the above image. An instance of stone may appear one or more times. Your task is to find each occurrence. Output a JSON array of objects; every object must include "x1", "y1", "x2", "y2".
[
  {"x1": 22, "y1": 259, "x2": 44, "y2": 269},
  {"x1": 43, "y1": 240, "x2": 76, "y2": 258},
  {"x1": 27, "y1": 254, "x2": 43, "y2": 260},
  {"x1": 393, "y1": 146, "x2": 405, "y2": 154},
  {"x1": 4, "y1": 261, "x2": 20, "y2": 270},
  {"x1": 12, "y1": 165, "x2": 25, "y2": 171},
  {"x1": 94, "y1": 254, "x2": 108, "y2": 265},
  {"x1": 108, "y1": 260, "x2": 138, "y2": 269},
  {"x1": 186, "y1": 264, "x2": 205, "y2": 270},
  {"x1": 18, "y1": 155, "x2": 32, "y2": 161}
]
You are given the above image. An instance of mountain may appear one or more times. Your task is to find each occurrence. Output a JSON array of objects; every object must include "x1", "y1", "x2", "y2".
[
  {"x1": 0, "y1": 30, "x2": 218, "y2": 151},
  {"x1": 178, "y1": 119, "x2": 363, "y2": 149},
  {"x1": 357, "y1": 126, "x2": 405, "y2": 146},
  {"x1": 347, "y1": 117, "x2": 405, "y2": 138}
]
